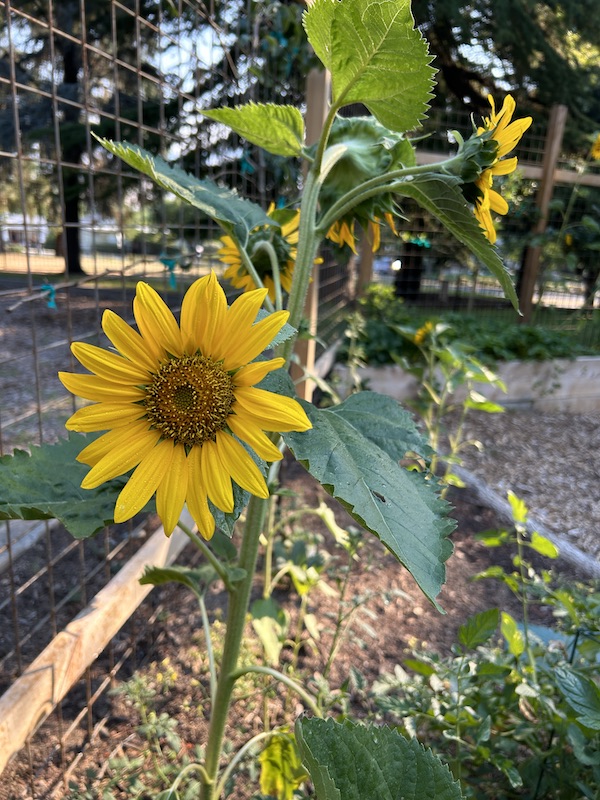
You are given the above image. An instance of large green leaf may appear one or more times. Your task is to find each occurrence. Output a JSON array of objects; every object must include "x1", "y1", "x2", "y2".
[
  {"x1": 96, "y1": 137, "x2": 272, "y2": 247},
  {"x1": 393, "y1": 174, "x2": 519, "y2": 309},
  {"x1": 283, "y1": 392, "x2": 455, "y2": 608},
  {"x1": 0, "y1": 434, "x2": 126, "y2": 539},
  {"x1": 554, "y1": 665, "x2": 600, "y2": 730},
  {"x1": 458, "y1": 608, "x2": 500, "y2": 649},
  {"x1": 203, "y1": 104, "x2": 305, "y2": 157},
  {"x1": 304, "y1": 0, "x2": 434, "y2": 132},
  {"x1": 295, "y1": 717, "x2": 464, "y2": 800}
]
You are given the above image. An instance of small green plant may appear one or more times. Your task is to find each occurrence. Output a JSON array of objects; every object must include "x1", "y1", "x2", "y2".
[
  {"x1": 391, "y1": 320, "x2": 506, "y2": 494},
  {"x1": 372, "y1": 495, "x2": 600, "y2": 799}
]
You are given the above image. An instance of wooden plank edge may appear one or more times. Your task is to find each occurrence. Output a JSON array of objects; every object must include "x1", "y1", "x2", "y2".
[{"x1": 0, "y1": 511, "x2": 193, "y2": 775}]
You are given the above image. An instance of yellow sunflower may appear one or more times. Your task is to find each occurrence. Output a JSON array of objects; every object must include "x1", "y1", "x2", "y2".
[
  {"x1": 590, "y1": 133, "x2": 600, "y2": 162},
  {"x1": 59, "y1": 272, "x2": 311, "y2": 540},
  {"x1": 218, "y1": 203, "x2": 300, "y2": 302},
  {"x1": 473, "y1": 95, "x2": 532, "y2": 244},
  {"x1": 327, "y1": 213, "x2": 397, "y2": 255}
]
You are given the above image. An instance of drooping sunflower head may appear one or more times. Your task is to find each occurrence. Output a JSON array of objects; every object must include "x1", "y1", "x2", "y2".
[
  {"x1": 465, "y1": 94, "x2": 532, "y2": 244},
  {"x1": 59, "y1": 272, "x2": 311, "y2": 540},
  {"x1": 219, "y1": 204, "x2": 300, "y2": 301},
  {"x1": 590, "y1": 133, "x2": 600, "y2": 162}
]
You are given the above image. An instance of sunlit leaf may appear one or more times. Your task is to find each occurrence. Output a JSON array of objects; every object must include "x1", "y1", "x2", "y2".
[
  {"x1": 304, "y1": 0, "x2": 435, "y2": 132},
  {"x1": 203, "y1": 103, "x2": 305, "y2": 157},
  {"x1": 283, "y1": 391, "x2": 455, "y2": 609}
]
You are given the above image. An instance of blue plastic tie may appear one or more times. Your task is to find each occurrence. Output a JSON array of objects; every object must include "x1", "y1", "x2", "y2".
[
  {"x1": 160, "y1": 257, "x2": 178, "y2": 289},
  {"x1": 40, "y1": 283, "x2": 57, "y2": 309}
]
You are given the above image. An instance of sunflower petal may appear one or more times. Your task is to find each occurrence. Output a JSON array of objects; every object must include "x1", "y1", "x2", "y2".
[
  {"x1": 489, "y1": 189, "x2": 509, "y2": 215},
  {"x1": 102, "y1": 309, "x2": 157, "y2": 372},
  {"x1": 201, "y1": 439, "x2": 234, "y2": 512},
  {"x1": 225, "y1": 287, "x2": 269, "y2": 335},
  {"x1": 186, "y1": 447, "x2": 216, "y2": 540},
  {"x1": 156, "y1": 443, "x2": 189, "y2": 536},
  {"x1": 113, "y1": 439, "x2": 174, "y2": 523},
  {"x1": 221, "y1": 311, "x2": 289, "y2": 370},
  {"x1": 59, "y1": 372, "x2": 146, "y2": 403},
  {"x1": 233, "y1": 387, "x2": 312, "y2": 431},
  {"x1": 180, "y1": 273, "x2": 211, "y2": 352},
  {"x1": 135, "y1": 282, "x2": 183, "y2": 357},
  {"x1": 233, "y1": 357, "x2": 285, "y2": 387},
  {"x1": 66, "y1": 402, "x2": 147, "y2": 432},
  {"x1": 228, "y1": 415, "x2": 283, "y2": 462},
  {"x1": 216, "y1": 433, "x2": 269, "y2": 498},
  {"x1": 76, "y1": 420, "x2": 154, "y2": 465},
  {"x1": 81, "y1": 428, "x2": 160, "y2": 488},
  {"x1": 71, "y1": 342, "x2": 151, "y2": 384}
]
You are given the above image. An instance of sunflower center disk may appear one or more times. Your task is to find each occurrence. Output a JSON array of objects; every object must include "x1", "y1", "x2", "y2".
[{"x1": 144, "y1": 354, "x2": 235, "y2": 447}]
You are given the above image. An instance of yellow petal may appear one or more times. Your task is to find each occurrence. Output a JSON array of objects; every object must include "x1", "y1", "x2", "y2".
[
  {"x1": 186, "y1": 447, "x2": 216, "y2": 540},
  {"x1": 215, "y1": 432, "x2": 269, "y2": 498},
  {"x1": 233, "y1": 387, "x2": 312, "y2": 432},
  {"x1": 489, "y1": 189, "x2": 509, "y2": 215},
  {"x1": 180, "y1": 273, "x2": 212, "y2": 352},
  {"x1": 81, "y1": 428, "x2": 161, "y2": 488},
  {"x1": 201, "y1": 439, "x2": 234, "y2": 512},
  {"x1": 156, "y1": 442, "x2": 189, "y2": 536},
  {"x1": 228, "y1": 415, "x2": 283, "y2": 462},
  {"x1": 59, "y1": 372, "x2": 146, "y2": 403},
  {"x1": 221, "y1": 311, "x2": 289, "y2": 370},
  {"x1": 225, "y1": 287, "x2": 269, "y2": 336},
  {"x1": 113, "y1": 439, "x2": 174, "y2": 523},
  {"x1": 233, "y1": 357, "x2": 285, "y2": 387},
  {"x1": 134, "y1": 282, "x2": 183, "y2": 357},
  {"x1": 102, "y1": 309, "x2": 157, "y2": 372},
  {"x1": 76, "y1": 420, "x2": 154, "y2": 465},
  {"x1": 200, "y1": 272, "x2": 228, "y2": 355},
  {"x1": 491, "y1": 157, "x2": 518, "y2": 176},
  {"x1": 66, "y1": 402, "x2": 147, "y2": 432},
  {"x1": 71, "y1": 342, "x2": 151, "y2": 384}
]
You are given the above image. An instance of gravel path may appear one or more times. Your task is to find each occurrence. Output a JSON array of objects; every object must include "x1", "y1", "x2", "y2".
[{"x1": 459, "y1": 409, "x2": 600, "y2": 564}]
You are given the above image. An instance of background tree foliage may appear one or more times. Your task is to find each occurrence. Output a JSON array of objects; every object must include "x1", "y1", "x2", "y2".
[{"x1": 411, "y1": 0, "x2": 600, "y2": 149}]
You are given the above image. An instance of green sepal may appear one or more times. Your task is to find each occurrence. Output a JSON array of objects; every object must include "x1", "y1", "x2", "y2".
[
  {"x1": 392, "y1": 174, "x2": 519, "y2": 309},
  {"x1": 203, "y1": 103, "x2": 305, "y2": 157},
  {"x1": 0, "y1": 433, "x2": 131, "y2": 539},
  {"x1": 283, "y1": 392, "x2": 455, "y2": 609},
  {"x1": 304, "y1": 0, "x2": 435, "y2": 132},
  {"x1": 295, "y1": 717, "x2": 465, "y2": 800},
  {"x1": 95, "y1": 136, "x2": 273, "y2": 247}
]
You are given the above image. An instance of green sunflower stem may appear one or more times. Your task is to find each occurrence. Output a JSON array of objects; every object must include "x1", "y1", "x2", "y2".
[
  {"x1": 199, "y1": 492, "x2": 269, "y2": 800},
  {"x1": 237, "y1": 243, "x2": 276, "y2": 313},
  {"x1": 251, "y1": 240, "x2": 283, "y2": 311}
]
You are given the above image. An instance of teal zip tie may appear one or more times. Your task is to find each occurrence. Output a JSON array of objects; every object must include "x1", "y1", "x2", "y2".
[
  {"x1": 40, "y1": 283, "x2": 57, "y2": 309},
  {"x1": 160, "y1": 256, "x2": 178, "y2": 289}
]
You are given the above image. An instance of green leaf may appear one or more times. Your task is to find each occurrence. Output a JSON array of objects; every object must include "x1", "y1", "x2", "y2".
[
  {"x1": 529, "y1": 531, "x2": 559, "y2": 559},
  {"x1": 554, "y1": 665, "x2": 600, "y2": 730},
  {"x1": 393, "y1": 174, "x2": 519, "y2": 309},
  {"x1": 203, "y1": 103, "x2": 305, "y2": 157},
  {"x1": 0, "y1": 434, "x2": 128, "y2": 539},
  {"x1": 501, "y1": 611, "x2": 525, "y2": 657},
  {"x1": 259, "y1": 734, "x2": 307, "y2": 800},
  {"x1": 283, "y1": 392, "x2": 455, "y2": 609},
  {"x1": 139, "y1": 564, "x2": 218, "y2": 594},
  {"x1": 295, "y1": 717, "x2": 464, "y2": 800},
  {"x1": 304, "y1": 0, "x2": 435, "y2": 132},
  {"x1": 95, "y1": 137, "x2": 273, "y2": 247},
  {"x1": 251, "y1": 597, "x2": 289, "y2": 667},
  {"x1": 507, "y1": 490, "x2": 528, "y2": 524},
  {"x1": 458, "y1": 608, "x2": 500, "y2": 649}
]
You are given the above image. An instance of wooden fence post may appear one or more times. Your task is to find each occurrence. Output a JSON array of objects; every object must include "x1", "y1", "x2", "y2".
[
  {"x1": 292, "y1": 68, "x2": 330, "y2": 401},
  {"x1": 518, "y1": 104, "x2": 568, "y2": 322}
]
